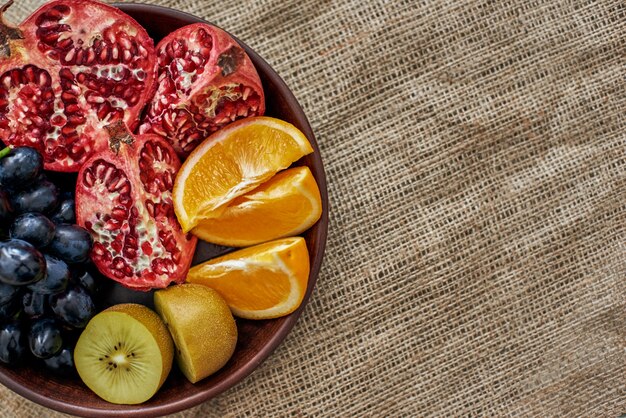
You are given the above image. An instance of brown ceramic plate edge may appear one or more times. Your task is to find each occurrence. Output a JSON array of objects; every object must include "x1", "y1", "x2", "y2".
[{"x1": 0, "y1": 3, "x2": 329, "y2": 417}]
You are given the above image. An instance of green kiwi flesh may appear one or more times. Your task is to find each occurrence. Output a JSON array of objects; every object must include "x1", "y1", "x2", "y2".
[{"x1": 74, "y1": 304, "x2": 173, "y2": 405}]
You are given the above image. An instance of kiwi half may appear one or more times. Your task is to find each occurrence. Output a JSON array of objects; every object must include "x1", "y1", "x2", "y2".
[
  {"x1": 74, "y1": 303, "x2": 174, "y2": 405},
  {"x1": 154, "y1": 284, "x2": 237, "y2": 384}
]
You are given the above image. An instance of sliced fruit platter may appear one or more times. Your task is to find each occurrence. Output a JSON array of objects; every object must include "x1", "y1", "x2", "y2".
[{"x1": 0, "y1": 0, "x2": 327, "y2": 415}]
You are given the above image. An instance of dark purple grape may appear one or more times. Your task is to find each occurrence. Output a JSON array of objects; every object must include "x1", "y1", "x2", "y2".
[
  {"x1": 11, "y1": 180, "x2": 59, "y2": 215},
  {"x1": 46, "y1": 225, "x2": 92, "y2": 265},
  {"x1": 42, "y1": 345, "x2": 75, "y2": 376},
  {"x1": 27, "y1": 255, "x2": 69, "y2": 295},
  {"x1": 0, "y1": 283, "x2": 20, "y2": 306},
  {"x1": 0, "y1": 239, "x2": 46, "y2": 286},
  {"x1": 49, "y1": 285, "x2": 95, "y2": 329},
  {"x1": 22, "y1": 291, "x2": 48, "y2": 318},
  {"x1": 28, "y1": 318, "x2": 62, "y2": 359},
  {"x1": 49, "y1": 198, "x2": 75, "y2": 225},
  {"x1": 0, "y1": 321, "x2": 26, "y2": 365},
  {"x1": 9, "y1": 213, "x2": 55, "y2": 248},
  {"x1": 0, "y1": 147, "x2": 43, "y2": 190}
]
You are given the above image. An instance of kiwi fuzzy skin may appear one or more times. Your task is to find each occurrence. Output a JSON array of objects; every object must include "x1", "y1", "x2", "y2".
[{"x1": 154, "y1": 284, "x2": 238, "y2": 383}]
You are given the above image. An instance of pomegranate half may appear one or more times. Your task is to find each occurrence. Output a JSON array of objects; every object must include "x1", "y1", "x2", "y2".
[
  {"x1": 76, "y1": 121, "x2": 197, "y2": 290},
  {"x1": 0, "y1": 0, "x2": 157, "y2": 171},
  {"x1": 139, "y1": 23, "x2": 265, "y2": 157}
]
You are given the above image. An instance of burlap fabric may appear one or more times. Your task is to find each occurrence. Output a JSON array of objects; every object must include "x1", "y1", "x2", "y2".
[{"x1": 1, "y1": 0, "x2": 624, "y2": 416}]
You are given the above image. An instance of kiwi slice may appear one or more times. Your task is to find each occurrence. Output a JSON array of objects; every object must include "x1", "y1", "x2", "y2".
[{"x1": 74, "y1": 304, "x2": 174, "y2": 405}]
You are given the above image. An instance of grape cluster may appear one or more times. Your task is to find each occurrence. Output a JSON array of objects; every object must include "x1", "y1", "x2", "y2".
[{"x1": 0, "y1": 147, "x2": 101, "y2": 376}]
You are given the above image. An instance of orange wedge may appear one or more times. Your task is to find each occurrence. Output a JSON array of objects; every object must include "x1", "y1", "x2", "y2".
[
  {"x1": 186, "y1": 237, "x2": 309, "y2": 319},
  {"x1": 192, "y1": 166, "x2": 322, "y2": 247},
  {"x1": 173, "y1": 117, "x2": 314, "y2": 232}
]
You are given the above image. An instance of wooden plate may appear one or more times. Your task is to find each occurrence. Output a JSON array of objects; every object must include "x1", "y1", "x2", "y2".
[{"x1": 0, "y1": 3, "x2": 328, "y2": 416}]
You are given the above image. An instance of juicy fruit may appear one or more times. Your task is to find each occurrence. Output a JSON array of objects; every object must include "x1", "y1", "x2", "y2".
[
  {"x1": 0, "y1": 147, "x2": 43, "y2": 187},
  {"x1": 0, "y1": 239, "x2": 46, "y2": 286},
  {"x1": 10, "y1": 179, "x2": 59, "y2": 214},
  {"x1": 49, "y1": 197, "x2": 75, "y2": 224},
  {"x1": 154, "y1": 284, "x2": 237, "y2": 383},
  {"x1": 46, "y1": 224, "x2": 92, "y2": 264},
  {"x1": 193, "y1": 166, "x2": 322, "y2": 247},
  {"x1": 75, "y1": 122, "x2": 197, "y2": 290},
  {"x1": 49, "y1": 284, "x2": 95, "y2": 328},
  {"x1": 43, "y1": 345, "x2": 74, "y2": 376},
  {"x1": 28, "y1": 254, "x2": 69, "y2": 294},
  {"x1": 74, "y1": 303, "x2": 174, "y2": 405},
  {"x1": 140, "y1": 23, "x2": 265, "y2": 157},
  {"x1": 29, "y1": 317, "x2": 62, "y2": 359},
  {"x1": 0, "y1": 321, "x2": 25, "y2": 364},
  {"x1": 0, "y1": 146, "x2": 101, "y2": 375},
  {"x1": 9, "y1": 212, "x2": 56, "y2": 248},
  {"x1": 187, "y1": 237, "x2": 310, "y2": 319},
  {"x1": 173, "y1": 116, "x2": 314, "y2": 232},
  {"x1": 0, "y1": 0, "x2": 158, "y2": 171}
]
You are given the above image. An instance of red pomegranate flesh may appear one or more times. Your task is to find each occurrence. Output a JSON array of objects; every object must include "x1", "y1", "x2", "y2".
[
  {"x1": 139, "y1": 22, "x2": 265, "y2": 157},
  {"x1": 0, "y1": 0, "x2": 157, "y2": 171},
  {"x1": 75, "y1": 121, "x2": 197, "y2": 290}
]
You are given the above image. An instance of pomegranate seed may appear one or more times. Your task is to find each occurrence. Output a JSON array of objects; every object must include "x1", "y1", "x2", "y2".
[
  {"x1": 11, "y1": 70, "x2": 23, "y2": 86},
  {"x1": 105, "y1": 31, "x2": 116, "y2": 45},
  {"x1": 86, "y1": 78, "x2": 99, "y2": 90},
  {"x1": 92, "y1": 242, "x2": 106, "y2": 256},
  {"x1": 68, "y1": 114, "x2": 86, "y2": 125},
  {"x1": 39, "y1": 71, "x2": 51, "y2": 86},
  {"x1": 141, "y1": 242, "x2": 153, "y2": 256},
  {"x1": 118, "y1": 183, "x2": 131, "y2": 195},
  {"x1": 61, "y1": 91, "x2": 77, "y2": 102},
  {"x1": 104, "y1": 219, "x2": 122, "y2": 231},
  {"x1": 97, "y1": 102, "x2": 112, "y2": 119},
  {"x1": 85, "y1": 48, "x2": 96, "y2": 64},
  {"x1": 65, "y1": 103, "x2": 80, "y2": 113},
  {"x1": 59, "y1": 68, "x2": 73, "y2": 80},
  {"x1": 32, "y1": 116, "x2": 45, "y2": 127},
  {"x1": 57, "y1": 38, "x2": 73, "y2": 50},
  {"x1": 83, "y1": 169, "x2": 95, "y2": 187},
  {"x1": 123, "y1": 247, "x2": 137, "y2": 259},
  {"x1": 105, "y1": 169, "x2": 120, "y2": 188},
  {"x1": 63, "y1": 49, "x2": 75, "y2": 63},
  {"x1": 99, "y1": 47, "x2": 110, "y2": 62},
  {"x1": 111, "y1": 235, "x2": 123, "y2": 253},
  {"x1": 76, "y1": 49, "x2": 86, "y2": 65},
  {"x1": 119, "y1": 37, "x2": 132, "y2": 50},
  {"x1": 138, "y1": 44, "x2": 148, "y2": 58}
]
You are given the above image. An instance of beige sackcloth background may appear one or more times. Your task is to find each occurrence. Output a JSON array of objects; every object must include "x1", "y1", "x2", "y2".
[{"x1": 1, "y1": 0, "x2": 625, "y2": 416}]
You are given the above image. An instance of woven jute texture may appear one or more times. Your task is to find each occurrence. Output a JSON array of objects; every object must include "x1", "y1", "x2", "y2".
[{"x1": 1, "y1": 0, "x2": 625, "y2": 416}]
